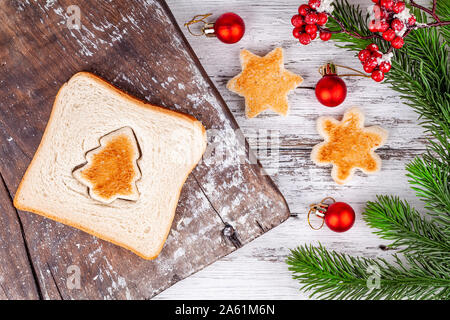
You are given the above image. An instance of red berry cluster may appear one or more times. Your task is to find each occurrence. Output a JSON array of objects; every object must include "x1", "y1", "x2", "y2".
[
  {"x1": 291, "y1": 0, "x2": 331, "y2": 45},
  {"x1": 368, "y1": 0, "x2": 416, "y2": 49},
  {"x1": 358, "y1": 43, "x2": 391, "y2": 82}
]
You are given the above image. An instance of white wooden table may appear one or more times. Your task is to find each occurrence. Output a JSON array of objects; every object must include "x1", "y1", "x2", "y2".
[{"x1": 155, "y1": 0, "x2": 427, "y2": 299}]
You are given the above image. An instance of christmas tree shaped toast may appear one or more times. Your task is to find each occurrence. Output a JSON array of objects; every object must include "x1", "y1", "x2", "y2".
[{"x1": 73, "y1": 127, "x2": 141, "y2": 204}]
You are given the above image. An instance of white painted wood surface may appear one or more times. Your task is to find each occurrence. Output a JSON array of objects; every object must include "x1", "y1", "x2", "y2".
[{"x1": 155, "y1": 0, "x2": 428, "y2": 299}]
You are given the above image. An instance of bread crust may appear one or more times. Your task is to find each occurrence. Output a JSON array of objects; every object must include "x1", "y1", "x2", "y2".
[{"x1": 13, "y1": 71, "x2": 207, "y2": 260}]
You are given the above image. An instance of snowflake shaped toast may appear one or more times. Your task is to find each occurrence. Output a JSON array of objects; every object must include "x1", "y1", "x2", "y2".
[
  {"x1": 73, "y1": 127, "x2": 141, "y2": 203},
  {"x1": 311, "y1": 108, "x2": 388, "y2": 185},
  {"x1": 227, "y1": 47, "x2": 303, "y2": 118}
]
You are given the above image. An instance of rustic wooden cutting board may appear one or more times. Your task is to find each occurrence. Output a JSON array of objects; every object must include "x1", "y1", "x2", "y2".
[{"x1": 0, "y1": 0, "x2": 290, "y2": 299}]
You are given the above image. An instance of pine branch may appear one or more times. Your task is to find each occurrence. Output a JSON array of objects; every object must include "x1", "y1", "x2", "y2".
[
  {"x1": 435, "y1": 0, "x2": 450, "y2": 41},
  {"x1": 287, "y1": 0, "x2": 450, "y2": 300},
  {"x1": 407, "y1": 156, "x2": 450, "y2": 219},
  {"x1": 287, "y1": 244, "x2": 450, "y2": 299},
  {"x1": 388, "y1": 11, "x2": 450, "y2": 134},
  {"x1": 363, "y1": 196, "x2": 450, "y2": 258},
  {"x1": 326, "y1": 0, "x2": 375, "y2": 51},
  {"x1": 410, "y1": 0, "x2": 441, "y2": 22},
  {"x1": 385, "y1": 7, "x2": 450, "y2": 225}
]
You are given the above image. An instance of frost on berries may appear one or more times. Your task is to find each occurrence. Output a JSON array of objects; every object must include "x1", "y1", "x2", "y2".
[
  {"x1": 291, "y1": 0, "x2": 331, "y2": 45},
  {"x1": 316, "y1": 0, "x2": 335, "y2": 14},
  {"x1": 289, "y1": 0, "x2": 436, "y2": 82},
  {"x1": 358, "y1": 43, "x2": 391, "y2": 82},
  {"x1": 359, "y1": 0, "x2": 415, "y2": 80},
  {"x1": 368, "y1": 0, "x2": 413, "y2": 38}
]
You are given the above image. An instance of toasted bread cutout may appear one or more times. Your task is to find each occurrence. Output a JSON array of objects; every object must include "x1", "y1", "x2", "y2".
[
  {"x1": 73, "y1": 127, "x2": 141, "y2": 204},
  {"x1": 227, "y1": 47, "x2": 303, "y2": 118},
  {"x1": 311, "y1": 107, "x2": 388, "y2": 185}
]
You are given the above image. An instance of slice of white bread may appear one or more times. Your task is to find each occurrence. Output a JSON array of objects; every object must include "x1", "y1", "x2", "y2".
[{"x1": 14, "y1": 72, "x2": 207, "y2": 260}]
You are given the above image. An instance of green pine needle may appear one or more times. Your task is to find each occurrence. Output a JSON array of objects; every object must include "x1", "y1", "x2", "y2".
[
  {"x1": 326, "y1": 0, "x2": 375, "y2": 51},
  {"x1": 364, "y1": 196, "x2": 449, "y2": 259},
  {"x1": 407, "y1": 156, "x2": 450, "y2": 218},
  {"x1": 287, "y1": 0, "x2": 450, "y2": 300},
  {"x1": 287, "y1": 244, "x2": 450, "y2": 300}
]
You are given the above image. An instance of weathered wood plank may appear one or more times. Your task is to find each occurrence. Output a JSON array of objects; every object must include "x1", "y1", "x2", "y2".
[
  {"x1": 0, "y1": 174, "x2": 40, "y2": 299},
  {"x1": 0, "y1": 0, "x2": 289, "y2": 299}
]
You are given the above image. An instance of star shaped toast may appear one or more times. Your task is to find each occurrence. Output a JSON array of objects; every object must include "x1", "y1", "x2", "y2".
[
  {"x1": 311, "y1": 108, "x2": 388, "y2": 185},
  {"x1": 227, "y1": 47, "x2": 303, "y2": 118}
]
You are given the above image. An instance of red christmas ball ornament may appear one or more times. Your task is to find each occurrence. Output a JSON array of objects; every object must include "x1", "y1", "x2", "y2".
[
  {"x1": 184, "y1": 12, "x2": 245, "y2": 44},
  {"x1": 213, "y1": 12, "x2": 245, "y2": 44},
  {"x1": 325, "y1": 202, "x2": 356, "y2": 232},
  {"x1": 315, "y1": 63, "x2": 347, "y2": 107},
  {"x1": 308, "y1": 197, "x2": 355, "y2": 232}
]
